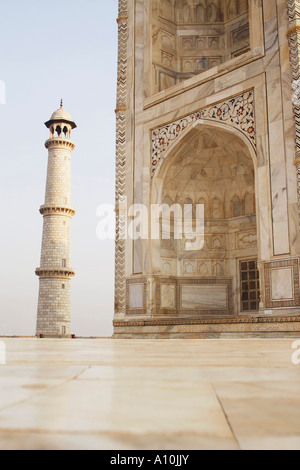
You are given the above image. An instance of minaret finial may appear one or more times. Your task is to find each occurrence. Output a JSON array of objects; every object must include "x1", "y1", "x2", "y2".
[{"x1": 60, "y1": 99, "x2": 63, "y2": 108}]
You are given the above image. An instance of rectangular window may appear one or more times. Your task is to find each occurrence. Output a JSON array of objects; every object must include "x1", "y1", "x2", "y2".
[
  {"x1": 62, "y1": 326, "x2": 66, "y2": 335},
  {"x1": 240, "y1": 260, "x2": 260, "y2": 312},
  {"x1": 62, "y1": 259, "x2": 67, "y2": 268}
]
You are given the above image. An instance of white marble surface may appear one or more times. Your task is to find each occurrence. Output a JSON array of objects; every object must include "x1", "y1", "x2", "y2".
[
  {"x1": 129, "y1": 283, "x2": 144, "y2": 309},
  {"x1": 181, "y1": 285, "x2": 228, "y2": 310},
  {"x1": 118, "y1": 0, "x2": 300, "y2": 327},
  {"x1": 0, "y1": 338, "x2": 299, "y2": 450},
  {"x1": 160, "y1": 284, "x2": 176, "y2": 309},
  {"x1": 271, "y1": 267, "x2": 294, "y2": 301}
]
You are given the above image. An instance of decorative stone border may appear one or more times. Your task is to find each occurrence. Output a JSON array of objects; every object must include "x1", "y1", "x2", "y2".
[
  {"x1": 264, "y1": 258, "x2": 300, "y2": 309},
  {"x1": 114, "y1": 314, "x2": 300, "y2": 328},
  {"x1": 115, "y1": 0, "x2": 128, "y2": 316}
]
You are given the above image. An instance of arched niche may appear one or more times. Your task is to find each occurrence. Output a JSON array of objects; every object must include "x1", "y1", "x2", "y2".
[
  {"x1": 151, "y1": 0, "x2": 250, "y2": 94},
  {"x1": 151, "y1": 122, "x2": 259, "y2": 315}
]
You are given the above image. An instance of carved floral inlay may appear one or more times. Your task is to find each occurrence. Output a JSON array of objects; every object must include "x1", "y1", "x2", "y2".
[{"x1": 151, "y1": 90, "x2": 255, "y2": 176}]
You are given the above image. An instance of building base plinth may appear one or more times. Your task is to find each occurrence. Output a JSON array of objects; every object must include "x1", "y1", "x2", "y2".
[
  {"x1": 36, "y1": 335, "x2": 73, "y2": 339},
  {"x1": 113, "y1": 314, "x2": 300, "y2": 339}
]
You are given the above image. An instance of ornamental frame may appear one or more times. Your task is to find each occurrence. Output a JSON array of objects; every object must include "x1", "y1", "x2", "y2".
[{"x1": 115, "y1": 0, "x2": 128, "y2": 316}]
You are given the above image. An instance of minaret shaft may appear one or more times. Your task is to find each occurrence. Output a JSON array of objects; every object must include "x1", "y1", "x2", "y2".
[
  {"x1": 45, "y1": 147, "x2": 71, "y2": 207},
  {"x1": 36, "y1": 106, "x2": 76, "y2": 338}
]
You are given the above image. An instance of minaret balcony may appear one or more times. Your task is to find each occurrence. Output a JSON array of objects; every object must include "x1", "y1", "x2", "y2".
[
  {"x1": 35, "y1": 267, "x2": 75, "y2": 279},
  {"x1": 39, "y1": 205, "x2": 76, "y2": 217},
  {"x1": 45, "y1": 137, "x2": 75, "y2": 150}
]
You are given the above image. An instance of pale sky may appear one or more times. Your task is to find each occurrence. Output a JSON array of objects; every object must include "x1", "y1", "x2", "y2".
[{"x1": 0, "y1": 0, "x2": 118, "y2": 337}]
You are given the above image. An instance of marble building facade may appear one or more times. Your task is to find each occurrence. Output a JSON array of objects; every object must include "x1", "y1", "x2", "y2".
[{"x1": 113, "y1": 0, "x2": 300, "y2": 338}]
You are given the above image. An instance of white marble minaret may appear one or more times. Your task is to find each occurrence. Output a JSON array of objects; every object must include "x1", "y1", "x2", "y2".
[{"x1": 36, "y1": 101, "x2": 76, "y2": 338}]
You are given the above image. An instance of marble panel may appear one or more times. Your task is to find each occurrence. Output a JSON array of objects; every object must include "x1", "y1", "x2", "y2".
[
  {"x1": 161, "y1": 258, "x2": 176, "y2": 276},
  {"x1": 160, "y1": 284, "x2": 176, "y2": 309},
  {"x1": 271, "y1": 267, "x2": 294, "y2": 301},
  {"x1": 181, "y1": 285, "x2": 228, "y2": 311},
  {"x1": 182, "y1": 260, "x2": 197, "y2": 276},
  {"x1": 129, "y1": 283, "x2": 144, "y2": 310},
  {"x1": 237, "y1": 231, "x2": 257, "y2": 249}
]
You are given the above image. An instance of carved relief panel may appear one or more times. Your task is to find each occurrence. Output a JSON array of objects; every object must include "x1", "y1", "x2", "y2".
[{"x1": 152, "y1": 0, "x2": 250, "y2": 93}]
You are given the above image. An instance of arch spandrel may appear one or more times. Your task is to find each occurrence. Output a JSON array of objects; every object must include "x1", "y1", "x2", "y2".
[
  {"x1": 151, "y1": 90, "x2": 256, "y2": 178},
  {"x1": 152, "y1": 123, "x2": 257, "y2": 202},
  {"x1": 152, "y1": 120, "x2": 258, "y2": 192}
]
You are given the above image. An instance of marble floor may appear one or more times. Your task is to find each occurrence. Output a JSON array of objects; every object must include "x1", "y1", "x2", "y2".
[{"x1": 0, "y1": 337, "x2": 299, "y2": 450}]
